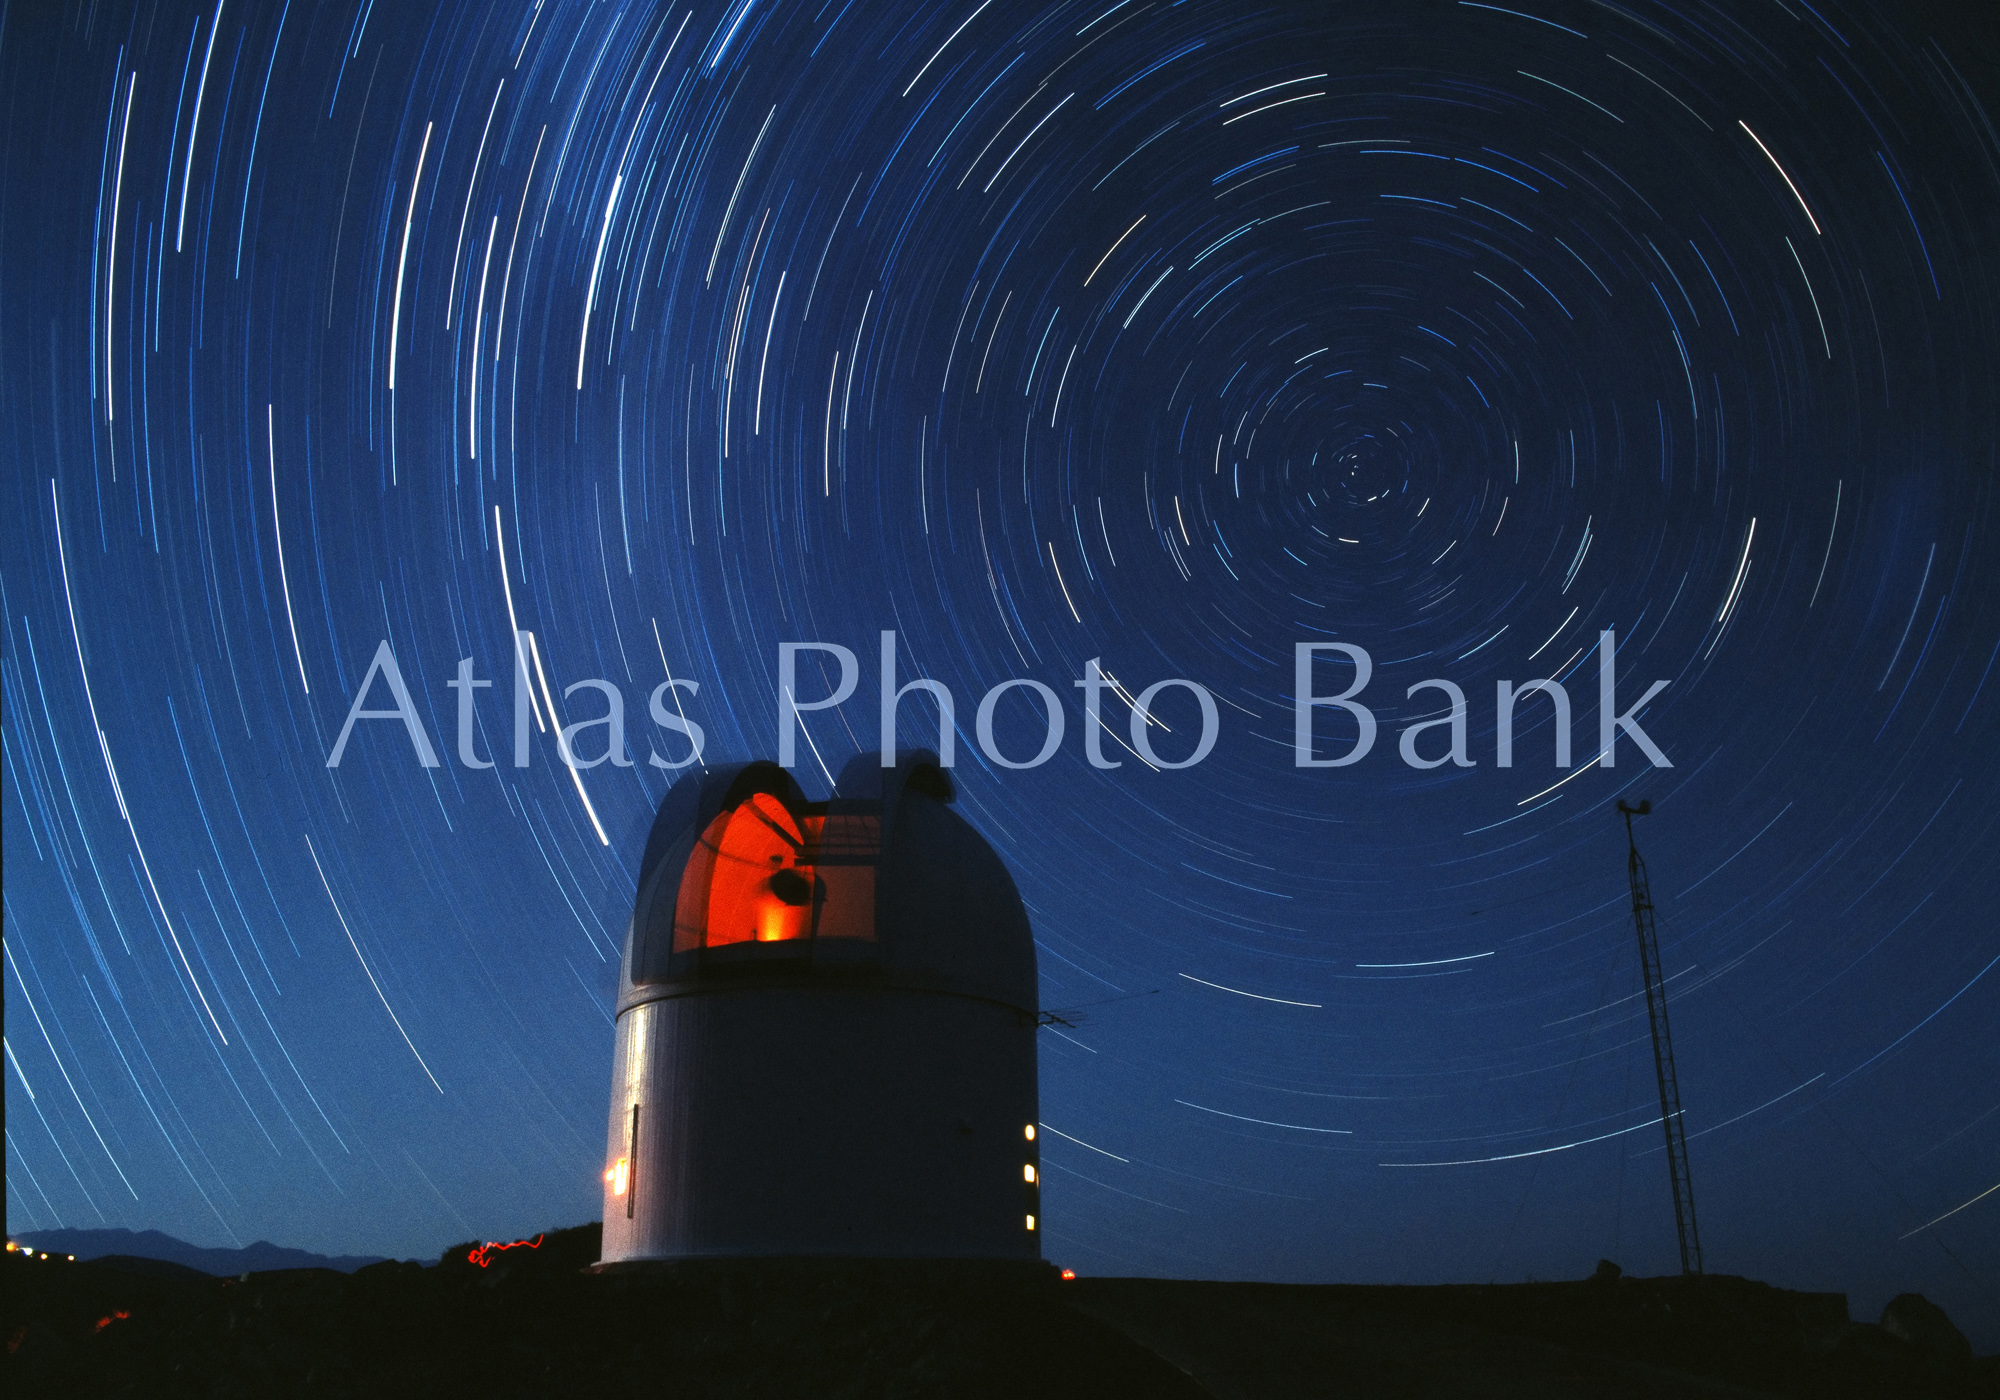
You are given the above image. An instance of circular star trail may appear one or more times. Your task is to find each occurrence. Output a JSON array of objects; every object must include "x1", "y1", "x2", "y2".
[{"x1": 4, "y1": 0, "x2": 1996, "y2": 1340}]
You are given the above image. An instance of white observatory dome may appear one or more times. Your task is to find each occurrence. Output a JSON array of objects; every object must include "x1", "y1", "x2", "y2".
[{"x1": 597, "y1": 752, "x2": 1042, "y2": 1264}]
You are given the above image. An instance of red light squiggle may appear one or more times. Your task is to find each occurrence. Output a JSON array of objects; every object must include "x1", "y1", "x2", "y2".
[
  {"x1": 467, "y1": 1234, "x2": 544, "y2": 1268},
  {"x1": 93, "y1": 1310, "x2": 132, "y2": 1333}
]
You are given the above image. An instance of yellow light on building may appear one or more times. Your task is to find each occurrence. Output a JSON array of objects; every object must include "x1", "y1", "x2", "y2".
[
  {"x1": 1025, "y1": 1214, "x2": 1036, "y2": 1231},
  {"x1": 607, "y1": 1157, "x2": 630, "y2": 1196},
  {"x1": 1024, "y1": 1163, "x2": 1036, "y2": 1183},
  {"x1": 1024, "y1": 1124, "x2": 1036, "y2": 1141}
]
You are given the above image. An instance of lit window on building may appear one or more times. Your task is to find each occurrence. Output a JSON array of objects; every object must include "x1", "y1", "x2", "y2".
[{"x1": 673, "y1": 792, "x2": 881, "y2": 950}]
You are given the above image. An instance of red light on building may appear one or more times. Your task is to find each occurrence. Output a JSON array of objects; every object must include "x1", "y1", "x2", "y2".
[
  {"x1": 671, "y1": 791, "x2": 882, "y2": 951},
  {"x1": 682, "y1": 792, "x2": 814, "y2": 947},
  {"x1": 1060, "y1": 1268, "x2": 1076, "y2": 1281}
]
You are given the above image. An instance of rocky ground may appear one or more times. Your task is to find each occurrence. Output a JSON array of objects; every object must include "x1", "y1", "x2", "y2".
[{"x1": 4, "y1": 1226, "x2": 1990, "y2": 1398}]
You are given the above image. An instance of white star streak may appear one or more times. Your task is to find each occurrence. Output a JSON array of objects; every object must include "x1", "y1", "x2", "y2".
[{"x1": 305, "y1": 834, "x2": 443, "y2": 1093}]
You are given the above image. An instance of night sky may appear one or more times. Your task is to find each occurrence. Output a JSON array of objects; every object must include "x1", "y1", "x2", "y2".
[{"x1": 5, "y1": 0, "x2": 1997, "y2": 1347}]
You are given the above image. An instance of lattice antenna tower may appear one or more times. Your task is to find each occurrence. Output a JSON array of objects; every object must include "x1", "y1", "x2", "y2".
[{"x1": 1618, "y1": 799, "x2": 1704, "y2": 1275}]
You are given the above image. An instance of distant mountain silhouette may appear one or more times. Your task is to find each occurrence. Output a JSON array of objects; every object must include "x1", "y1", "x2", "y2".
[
  {"x1": 11, "y1": 1228, "x2": 391, "y2": 1275},
  {"x1": 76, "y1": 1254, "x2": 215, "y2": 1283}
]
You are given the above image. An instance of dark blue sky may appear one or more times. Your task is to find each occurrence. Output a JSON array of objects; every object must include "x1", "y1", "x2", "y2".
[{"x1": 4, "y1": 0, "x2": 1996, "y2": 1347}]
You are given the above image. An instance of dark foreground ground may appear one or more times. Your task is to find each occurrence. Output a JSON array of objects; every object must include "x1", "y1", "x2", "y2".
[{"x1": 4, "y1": 1225, "x2": 1991, "y2": 1398}]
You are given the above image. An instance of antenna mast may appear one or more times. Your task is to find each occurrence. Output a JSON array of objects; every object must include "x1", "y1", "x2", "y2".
[{"x1": 1617, "y1": 799, "x2": 1703, "y2": 1275}]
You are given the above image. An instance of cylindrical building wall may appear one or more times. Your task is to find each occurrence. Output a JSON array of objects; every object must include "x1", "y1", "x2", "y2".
[{"x1": 600, "y1": 984, "x2": 1040, "y2": 1262}]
